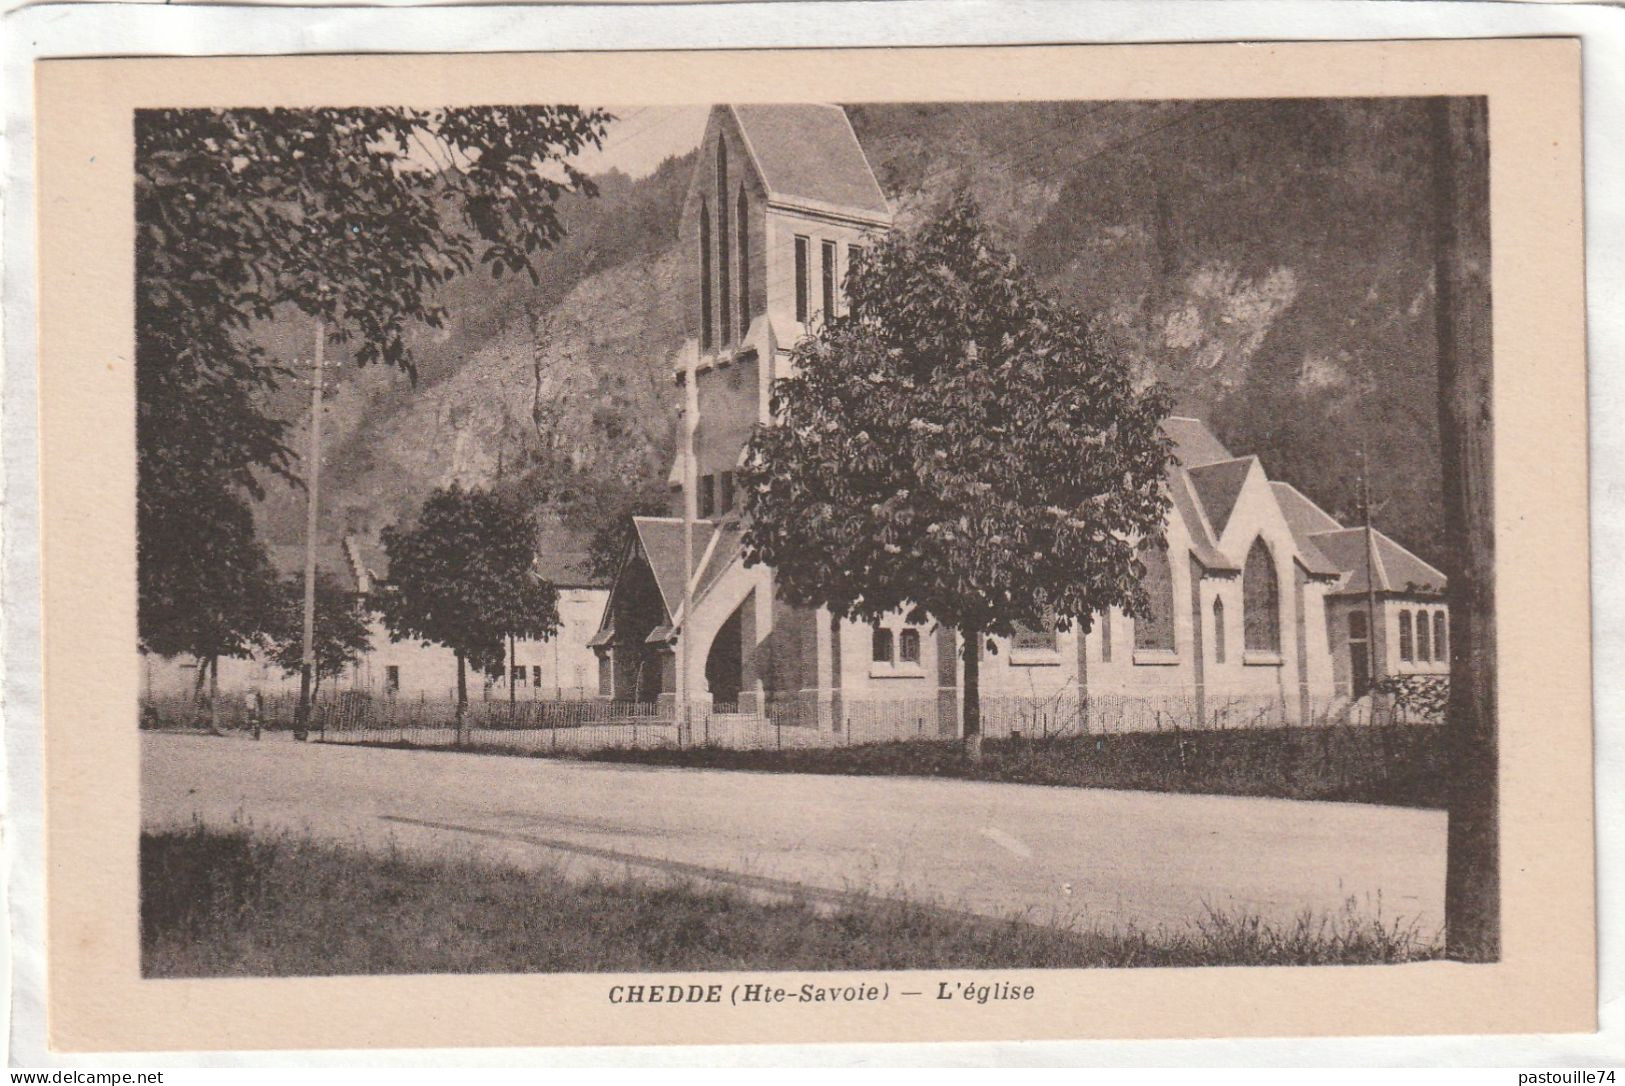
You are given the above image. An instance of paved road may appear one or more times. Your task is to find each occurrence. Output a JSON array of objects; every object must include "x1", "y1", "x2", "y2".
[{"x1": 142, "y1": 732, "x2": 1445, "y2": 936}]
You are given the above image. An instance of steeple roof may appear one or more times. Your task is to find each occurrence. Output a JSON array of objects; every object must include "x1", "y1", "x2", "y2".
[{"x1": 727, "y1": 105, "x2": 891, "y2": 219}]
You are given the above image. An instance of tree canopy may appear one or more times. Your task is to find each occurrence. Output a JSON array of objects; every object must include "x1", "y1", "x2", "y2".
[
  {"x1": 378, "y1": 484, "x2": 560, "y2": 713},
  {"x1": 136, "y1": 105, "x2": 610, "y2": 660},
  {"x1": 739, "y1": 195, "x2": 1174, "y2": 744},
  {"x1": 261, "y1": 572, "x2": 375, "y2": 692}
]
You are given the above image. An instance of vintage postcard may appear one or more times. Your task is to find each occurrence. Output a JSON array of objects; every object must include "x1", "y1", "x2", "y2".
[{"x1": 32, "y1": 39, "x2": 1592, "y2": 1051}]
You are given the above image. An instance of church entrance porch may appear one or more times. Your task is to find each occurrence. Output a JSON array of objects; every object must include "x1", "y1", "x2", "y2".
[{"x1": 704, "y1": 602, "x2": 744, "y2": 710}]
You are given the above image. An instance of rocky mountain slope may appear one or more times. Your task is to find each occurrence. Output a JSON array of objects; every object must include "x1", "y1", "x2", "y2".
[{"x1": 259, "y1": 99, "x2": 1454, "y2": 569}]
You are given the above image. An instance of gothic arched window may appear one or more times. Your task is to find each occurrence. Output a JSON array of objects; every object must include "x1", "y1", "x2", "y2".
[
  {"x1": 1243, "y1": 538, "x2": 1280, "y2": 653},
  {"x1": 717, "y1": 142, "x2": 731, "y2": 345},
  {"x1": 1134, "y1": 543, "x2": 1175, "y2": 652},
  {"x1": 1434, "y1": 611, "x2": 1448, "y2": 662},
  {"x1": 698, "y1": 201, "x2": 712, "y2": 349},
  {"x1": 1399, "y1": 610, "x2": 1414, "y2": 662},
  {"x1": 1212, "y1": 597, "x2": 1226, "y2": 664},
  {"x1": 1417, "y1": 610, "x2": 1432, "y2": 662},
  {"x1": 737, "y1": 188, "x2": 750, "y2": 335}
]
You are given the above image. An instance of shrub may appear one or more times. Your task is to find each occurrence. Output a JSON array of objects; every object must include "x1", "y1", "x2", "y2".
[{"x1": 1374, "y1": 675, "x2": 1448, "y2": 721}]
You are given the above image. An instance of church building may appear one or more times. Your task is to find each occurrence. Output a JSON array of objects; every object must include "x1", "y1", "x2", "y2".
[{"x1": 588, "y1": 104, "x2": 1448, "y2": 732}]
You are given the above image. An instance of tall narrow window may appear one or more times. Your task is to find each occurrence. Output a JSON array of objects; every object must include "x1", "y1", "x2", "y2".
[
  {"x1": 794, "y1": 236, "x2": 810, "y2": 323},
  {"x1": 1416, "y1": 610, "x2": 1431, "y2": 662},
  {"x1": 737, "y1": 189, "x2": 750, "y2": 335},
  {"x1": 1434, "y1": 611, "x2": 1448, "y2": 662},
  {"x1": 1398, "y1": 610, "x2": 1414, "y2": 662},
  {"x1": 717, "y1": 144, "x2": 731, "y2": 345},
  {"x1": 1243, "y1": 538, "x2": 1280, "y2": 653},
  {"x1": 821, "y1": 239, "x2": 837, "y2": 321},
  {"x1": 871, "y1": 626, "x2": 894, "y2": 664},
  {"x1": 384, "y1": 665, "x2": 400, "y2": 695},
  {"x1": 1134, "y1": 543, "x2": 1176, "y2": 652},
  {"x1": 699, "y1": 474, "x2": 715, "y2": 519},
  {"x1": 1100, "y1": 611, "x2": 1113, "y2": 662},
  {"x1": 698, "y1": 202, "x2": 712, "y2": 349},
  {"x1": 1212, "y1": 597, "x2": 1226, "y2": 664},
  {"x1": 718, "y1": 470, "x2": 735, "y2": 514}
]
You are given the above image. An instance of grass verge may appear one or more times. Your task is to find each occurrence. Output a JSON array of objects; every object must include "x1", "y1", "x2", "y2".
[
  {"x1": 142, "y1": 824, "x2": 1437, "y2": 977},
  {"x1": 357, "y1": 724, "x2": 1446, "y2": 808}
]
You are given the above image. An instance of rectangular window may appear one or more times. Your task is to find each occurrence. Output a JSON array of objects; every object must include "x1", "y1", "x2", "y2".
[
  {"x1": 1013, "y1": 623, "x2": 1058, "y2": 653},
  {"x1": 794, "y1": 236, "x2": 810, "y2": 323},
  {"x1": 821, "y1": 240, "x2": 837, "y2": 321},
  {"x1": 898, "y1": 627, "x2": 922, "y2": 665},
  {"x1": 1100, "y1": 611, "x2": 1113, "y2": 662},
  {"x1": 598, "y1": 654, "x2": 612, "y2": 697},
  {"x1": 532, "y1": 665, "x2": 542, "y2": 688},
  {"x1": 384, "y1": 665, "x2": 400, "y2": 695},
  {"x1": 718, "y1": 471, "x2": 735, "y2": 514},
  {"x1": 513, "y1": 665, "x2": 527, "y2": 686},
  {"x1": 698, "y1": 474, "x2": 716, "y2": 519},
  {"x1": 871, "y1": 626, "x2": 894, "y2": 665}
]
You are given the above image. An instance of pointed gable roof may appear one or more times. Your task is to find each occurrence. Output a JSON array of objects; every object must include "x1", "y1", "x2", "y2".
[
  {"x1": 1271, "y1": 482, "x2": 1344, "y2": 539},
  {"x1": 1267, "y1": 483, "x2": 1344, "y2": 579},
  {"x1": 631, "y1": 516, "x2": 718, "y2": 620},
  {"x1": 1309, "y1": 527, "x2": 1448, "y2": 597},
  {"x1": 728, "y1": 104, "x2": 891, "y2": 220},
  {"x1": 1162, "y1": 416, "x2": 1232, "y2": 468},
  {"x1": 1186, "y1": 456, "x2": 1257, "y2": 539}
]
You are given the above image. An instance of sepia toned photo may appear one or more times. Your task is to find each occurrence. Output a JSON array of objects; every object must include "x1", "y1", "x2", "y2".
[{"x1": 33, "y1": 41, "x2": 1592, "y2": 1051}]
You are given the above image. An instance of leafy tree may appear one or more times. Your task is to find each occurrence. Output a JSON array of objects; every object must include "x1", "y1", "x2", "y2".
[
  {"x1": 577, "y1": 477, "x2": 671, "y2": 582},
  {"x1": 262, "y1": 573, "x2": 375, "y2": 695},
  {"x1": 136, "y1": 106, "x2": 610, "y2": 667},
  {"x1": 379, "y1": 485, "x2": 560, "y2": 739},
  {"x1": 137, "y1": 485, "x2": 278, "y2": 700},
  {"x1": 739, "y1": 195, "x2": 1173, "y2": 756}
]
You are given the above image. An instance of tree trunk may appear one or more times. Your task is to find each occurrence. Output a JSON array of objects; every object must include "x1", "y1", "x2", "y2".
[
  {"x1": 207, "y1": 655, "x2": 221, "y2": 734},
  {"x1": 1433, "y1": 95, "x2": 1498, "y2": 962},
  {"x1": 961, "y1": 628, "x2": 982, "y2": 762},
  {"x1": 455, "y1": 650, "x2": 469, "y2": 746}
]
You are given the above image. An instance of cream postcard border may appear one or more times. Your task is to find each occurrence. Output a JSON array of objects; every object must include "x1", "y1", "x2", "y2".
[{"x1": 33, "y1": 39, "x2": 1593, "y2": 1051}]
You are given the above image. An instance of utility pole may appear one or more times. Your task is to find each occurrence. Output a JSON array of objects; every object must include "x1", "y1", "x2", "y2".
[
  {"x1": 679, "y1": 341, "x2": 699, "y2": 736},
  {"x1": 1359, "y1": 447, "x2": 1380, "y2": 698},
  {"x1": 1433, "y1": 95, "x2": 1497, "y2": 962},
  {"x1": 297, "y1": 318, "x2": 325, "y2": 737}
]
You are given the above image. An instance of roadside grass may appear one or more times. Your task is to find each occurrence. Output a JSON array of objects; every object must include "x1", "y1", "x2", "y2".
[
  {"x1": 141, "y1": 824, "x2": 1438, "y2": 977},
  {"x1": 359, "y1": 725, "x2": 1446, "y2": 809}
]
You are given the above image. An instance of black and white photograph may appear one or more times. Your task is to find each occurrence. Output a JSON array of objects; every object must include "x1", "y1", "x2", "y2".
[
  {"x1": 134, "y1": 91, "x2": 1500, "y2": 978},
  {"x1": 25, "y1": 36, "x2": 1594, "y2": 1052}
]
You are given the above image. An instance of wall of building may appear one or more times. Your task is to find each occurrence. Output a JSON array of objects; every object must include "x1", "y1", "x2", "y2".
[
  {"x1": 145, "y1": 589, "x2": 610, "y2": 705},
  {"x1": 1383, "y1": 598, "x2": 1451, "y2": 676}
]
